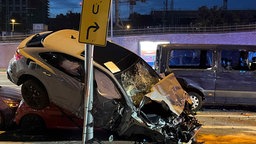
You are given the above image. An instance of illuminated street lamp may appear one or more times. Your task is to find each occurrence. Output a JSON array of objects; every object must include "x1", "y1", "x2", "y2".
[
  {"x1": 10, "y1": 19, "x2": 16, "y2": 36},
  {"x1": 126, "y1": 24, "x2": 131, "y2": 30},
  {"x1": 11, "y1": 19, "x2": 16, "y2": 31}
]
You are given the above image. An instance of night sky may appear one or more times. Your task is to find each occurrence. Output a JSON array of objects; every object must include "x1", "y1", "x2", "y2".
[{"x1": 49, "y1": 0, "x2": 256, "y2": 18}]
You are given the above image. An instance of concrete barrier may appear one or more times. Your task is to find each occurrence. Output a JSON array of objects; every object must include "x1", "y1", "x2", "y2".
[{"x1": 0, "y1": 43, "x2": 19, "y2": 69}]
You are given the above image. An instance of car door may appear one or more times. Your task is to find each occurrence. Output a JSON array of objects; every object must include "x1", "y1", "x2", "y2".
[
  {"x1": 39, "y1": 52, "x2": 85, "y2": 116},
  {"x1": 215, "y1": 49, "x2": 256, "y2": 105}
]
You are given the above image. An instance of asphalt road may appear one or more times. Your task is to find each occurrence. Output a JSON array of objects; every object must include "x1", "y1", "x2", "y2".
[
  {"x1": 195, "y1": 107, "x2": 256, "y2": 144},
  {"x1": 1, "y1": 70, "x2": 256, "y2": 143}
]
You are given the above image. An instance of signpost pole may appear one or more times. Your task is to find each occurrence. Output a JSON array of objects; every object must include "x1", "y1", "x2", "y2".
[
  {"x1": 79, "y1": 0, "x2": 111, "y2": 143},
  {"x1": 110, "y1": 0, "x2": 113, "y2": 39},
  {"x1": 82, "y1": 44, "x2": 94, "y2": 143}
]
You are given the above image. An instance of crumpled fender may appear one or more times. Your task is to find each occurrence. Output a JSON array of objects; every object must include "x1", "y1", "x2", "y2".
[{"x1": 145, "y1": 73, "x2": 191, "y2": 116}]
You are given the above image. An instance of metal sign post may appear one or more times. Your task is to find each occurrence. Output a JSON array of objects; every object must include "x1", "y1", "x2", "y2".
[
  {"x1": 82, "y1": 44, "x2": 94, "y2": 143},
  {"x1": 79, "y1": 0, "x2": 111, "y2": 143}
]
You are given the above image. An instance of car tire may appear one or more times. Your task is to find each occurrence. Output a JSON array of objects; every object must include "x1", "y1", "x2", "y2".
[
  {"x1": 188, "y1": 92, "x2": 202, "y2": 111},
  {"x1": 21, "y1": 79, "x2": 50, "y2": 110},
  {"x1": 20, "y1": 114, "x2": 45, "y2": 133}
]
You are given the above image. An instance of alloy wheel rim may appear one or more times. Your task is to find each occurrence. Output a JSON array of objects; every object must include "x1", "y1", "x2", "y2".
[{"x1": 190, "y1": 95, "x2": 199, "y2": 109}]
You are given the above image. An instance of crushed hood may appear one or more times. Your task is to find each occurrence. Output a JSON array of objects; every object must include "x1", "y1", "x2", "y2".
[{"x1": 145, "y1": 73, "x2": 192, "y2": 116}]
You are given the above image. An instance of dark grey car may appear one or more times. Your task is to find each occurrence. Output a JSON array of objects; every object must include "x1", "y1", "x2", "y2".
[
  {"x1": 7, "y1": 29, "x2": 201, "y2": 143},
  {"x1": 155, "y1": 43, "x2": 256, "y2": 111}
]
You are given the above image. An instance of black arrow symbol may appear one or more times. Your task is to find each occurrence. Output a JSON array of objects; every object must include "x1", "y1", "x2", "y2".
[{"x1": 86, "y1": 22, "x2": 100, "y2": 40}]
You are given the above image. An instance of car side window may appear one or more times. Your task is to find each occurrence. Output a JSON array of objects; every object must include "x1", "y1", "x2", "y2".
[
  {"x1": 221, "y1": 50, "x2": 256, "y2": 71},
  {"x1": 168, "y1": 49, "x2": 212, "y2": 69},
  {"x1": 94, "y1": 69, "x2": 121, "y2": 99},
  {"x1": 40, "y1": 52, "x2": 84, "y2": 81}
]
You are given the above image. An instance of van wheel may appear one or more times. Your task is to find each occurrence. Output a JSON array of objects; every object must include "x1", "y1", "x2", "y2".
[
  {"x1": 21, "y1": 79, "x2": 50, "y2": 110},
  {"x1": 188, "y1": 92, "x2": 202, "y2": 111}
]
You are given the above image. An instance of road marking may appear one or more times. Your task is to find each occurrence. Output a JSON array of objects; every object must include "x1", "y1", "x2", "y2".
[
  {"x1": 196, "y1": 114, "x2": 256, "y2": 118},
  {"x1": 202, "y1": 125, "x2": 256, "y2": 131}
]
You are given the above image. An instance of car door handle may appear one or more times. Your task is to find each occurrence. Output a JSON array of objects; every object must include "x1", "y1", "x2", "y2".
[{"x1": 43, "y1": 71, "x2": 51, "y2": 77}]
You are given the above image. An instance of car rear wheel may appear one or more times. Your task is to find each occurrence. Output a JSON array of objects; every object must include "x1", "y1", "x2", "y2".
[
  {"x1": 21, "y1": 79, "x2": 50, "y2": 110},
  {"x1": 20, "y1": 114, "x2": 45, "y2": 133},
  {"x1": 188, "y1": 92, "x2": 202, "y2": 111}
]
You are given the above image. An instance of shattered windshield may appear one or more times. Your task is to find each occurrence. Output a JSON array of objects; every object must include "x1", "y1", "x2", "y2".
[
  {"x1": 120, "y1": 60, "x2": 159, "y2": 106},
  {"x1": 119, "y1": 59, "x2": 190, "y2": 115}
]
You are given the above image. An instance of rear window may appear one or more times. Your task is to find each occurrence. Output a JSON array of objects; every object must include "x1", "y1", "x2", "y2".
[
  {"x1": 26, "y1": 32, "x2": 52, "y2": 47},
  {"x1": 168, "y1": 49, "x2": 213, "y2": 69}
]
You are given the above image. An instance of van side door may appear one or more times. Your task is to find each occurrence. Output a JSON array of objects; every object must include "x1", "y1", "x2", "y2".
[{"x1": 215, "y1": 49, "x2": 256, "y2": 105}]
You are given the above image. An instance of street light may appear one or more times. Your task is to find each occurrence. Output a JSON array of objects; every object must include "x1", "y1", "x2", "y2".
[
  {"x1": 126, "y1": 24, "x2": 131, "y2": 30},
  {"x1": 10, "y1": 19, "x2": 16, "y2": 36}
]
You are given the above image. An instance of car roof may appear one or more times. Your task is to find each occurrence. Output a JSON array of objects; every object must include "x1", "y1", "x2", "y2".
[
  {"x1": 22, "y1": 29, "x2": 142, "y2": 73},
  {"x1": 42, "y1": 29, "x2": 141, "y2": 72},
  {"x1": 28, "y1": 29, "x2": 142, "y2": 73},
  {"x1": 43, "y1": 29, "x2": 84, "y2": 58}
]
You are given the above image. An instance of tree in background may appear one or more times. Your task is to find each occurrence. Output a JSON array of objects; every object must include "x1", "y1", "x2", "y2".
[{"x1": 48, "y1": 11, "x2": 80, "y2": 31}]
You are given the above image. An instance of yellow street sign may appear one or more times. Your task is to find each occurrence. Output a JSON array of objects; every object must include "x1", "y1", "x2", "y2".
[{"x1": 79, "y1": 0, "x2": 111, "y2": 46}]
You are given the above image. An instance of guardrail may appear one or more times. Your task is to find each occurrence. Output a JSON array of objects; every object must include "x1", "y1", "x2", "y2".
[
  {"x1": 0, "y1": 34, "x2": 30, "y2": 43},
  {"x1": 1, "y1": 24, "x2": 256, "y2": 42},
  {"x1": 112, "y1": 23, "x2": 256, "y2": 36}
]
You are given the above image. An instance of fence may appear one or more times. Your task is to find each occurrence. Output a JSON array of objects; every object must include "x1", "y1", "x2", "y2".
[
  {"x1": 112, "y1": 23, "x2": 256, "y2": 36},
  {"x1": 1, "y1": 24, "x2": 256, "y2": 42}
]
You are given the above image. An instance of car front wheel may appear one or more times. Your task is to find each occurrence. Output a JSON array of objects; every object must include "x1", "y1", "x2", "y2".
[
  {"x1": 21, "y1": 79, "x2": 50, "y2": 110},
  {"x1": 20, "y1": 114, "x2": 45, "y2": 133},
  {"x1": 188, "y1": 92, "x2": 202, "y2": 111}
]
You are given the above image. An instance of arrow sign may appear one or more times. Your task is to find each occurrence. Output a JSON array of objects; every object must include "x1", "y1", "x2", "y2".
[
  {"x1": 79, "y1": 0, "x2": 111, "y2": 46},
  {"x1": 86, "y1": 22, "x2": 99, "y2": 39}
]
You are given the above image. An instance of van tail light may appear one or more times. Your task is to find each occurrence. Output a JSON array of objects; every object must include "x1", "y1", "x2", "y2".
[{"x1": 14, "y1": 50, "x2": 23, "y2": 60}]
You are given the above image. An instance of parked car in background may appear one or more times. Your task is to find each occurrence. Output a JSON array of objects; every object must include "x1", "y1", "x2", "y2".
[
  {"x1": 7, "y1": 29, "x2": 201, "y2": 143},
  {"x1": 14, "y1": 100, "x2": 83, "y2": 132},
  {"x1": 0, "y1": 86, "x2": 21, "y2": 129},
  {"x1": 155, "y1": 43, "x2": 256, "y2": 111}
]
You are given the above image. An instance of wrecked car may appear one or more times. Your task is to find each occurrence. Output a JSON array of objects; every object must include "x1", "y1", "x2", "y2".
[
  {"x1": 7, "y1": 29, "x2": 201, "y2": 143},
  {"x1": 14, "y1": 99, "x2": 83, "y2": 132}
]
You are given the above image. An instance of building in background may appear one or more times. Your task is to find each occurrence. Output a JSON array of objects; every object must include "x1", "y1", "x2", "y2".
[{"x1": 0, "y1": 0, "x2": 49, "y2": 35}]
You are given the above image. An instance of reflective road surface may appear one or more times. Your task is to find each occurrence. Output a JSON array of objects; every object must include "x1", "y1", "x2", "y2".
[{"x1": 1, "y1": 71, "x2": 256, "y2": 144}]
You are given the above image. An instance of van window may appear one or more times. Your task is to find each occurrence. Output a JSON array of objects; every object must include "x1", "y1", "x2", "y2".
[
  {"x1": 168, "y1": 49, "x2": 212, "y2": 69},
  {"x1": 221, "y1": 50, "x2": 256, "y2": 71}
]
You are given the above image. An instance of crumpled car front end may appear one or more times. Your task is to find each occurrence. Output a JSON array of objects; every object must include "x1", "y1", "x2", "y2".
[
  {"x1": 115, "y1": 72, "x2": 201, "y2": 143},
  {"x1": 93, "y1": 54, "x2": 201, "y2": 143}
]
